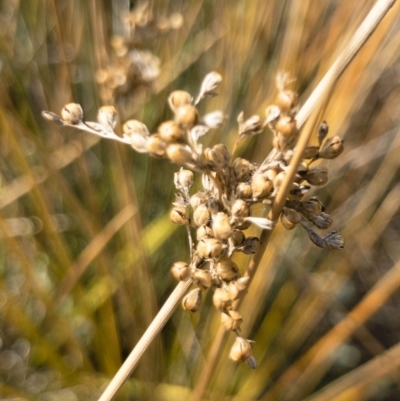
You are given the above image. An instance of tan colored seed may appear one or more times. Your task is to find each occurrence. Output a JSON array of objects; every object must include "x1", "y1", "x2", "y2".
[
  {"x1": 170, "y1": 261, "x2": 191, "y2": 281},
  {"x1": 170, "y1": 206, "x2": 190, "y2": 225},
  {"x1": 229, "y1": 336, "x2": 253, "y2": 362},
  {"x1": 158, "y1": 120, "x2": 185, "y2": 143},
  {"x1": 182, "y1": 288, "x2": 202, "y2": 312},
  {"x1": 174, "y1": 104, "x2": 199, "y2": 129},
  {"x1": 212, "y1": 212, "x2": 232, "y2": 240},
  {"x1": 61, "y1": 103, "x2": 83, "y2": 125}
]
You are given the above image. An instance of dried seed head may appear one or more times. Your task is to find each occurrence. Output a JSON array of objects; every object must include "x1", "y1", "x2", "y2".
[
  {"x1": 193, "y1": 204, "x2": 211, "y2": 227},
  {"x1": 251, "y1": 175, "x2": 273, "y2": 199},
  {"x1": 213, "y1": 287, "x2": 232, "y2": 310},
  {"x1": 166, "y1": 144, "x2": 194, "y2": 164},
  {"x1": 265, "y1": 105, "x2": 281, "y2": 125},
  {"x1": 212, "y1": 212, "x2": 232, "y2": 240},
  {"x1": 175, "y1": 104, "x2": 199, "y2": 129},
  {"x1": 203, "y1": 111, "x2": 227, "y2": 129},
  {"x1": 236, "y1": 182, "x2": 253, "y2": 199},
  {"x1": 280, "y1": 208, "x2": 302, "y2": 230},
  {"x1": 319, "y1": 136, "x2": 344, "y2": 159},
  {"x1": 123, "y1": 119, "x2": 150, "y2": 137},
  {"x1": 190, "y1": 192, "x2": 208, "y2": 210},
  {"x1": 170, "y1": 206, "x2": 190, "y2": 225},
  {"x1": 146, "y1": 134, "x2": 167, "y2": 157},
  {"x1": 98, "y1": 106, "x2": 118, "y2": 131},
  {"x1": 221, "y1": 310, "x2": 243, "y2": 331},
  {"x1": 158, "y1": 120, "x2": 185, "y2": 143},
  {"x1": 275, "y1": 115, "x2": 297, "y2": 137},
  {"x1": 323, "y1": 230, "x2": 344, "y2": 249},
  {"x1": 182, "y1": 288, "x2": 202, "y2": 312},
  {"x1": 318, "y1": 121, "x2": 329, "y2": 146},
  {"x1": 231, "y1": 199, "x2": 250, "y2": 218},
  {"x1": 193, "y1": 269, "x2": 212, "y2": 289},
  {"x1": 239, "y1": 114, "x2": 264, "y2": 138},
  {"x1": 276, "y1": 89, "x2": 298, "y2": 114},
  {"x1": 232, "y1": 158, "x2": 250, "y2": 181},
  {"x1": 61, "y1": 103, "x2": 83, "y2": 125},
  {"x1": 168, "y1": 90, "x2": 192, "y2": 112},
  {"x1": 196, "y1": 238, "x2": 225, "y2": 259},
  {"x1": 229, "y1": 337, "x2": 253, "y2": 362},
  {"x1": 175, "y1": 168, "x2": 194, "y2": 190},
  {"x1": 305, "y1": 165, "x2": 328, "y2": 186},
  {"x1": 216, "y1": 259, "x2": 239, "y2": 281},
  {"x1": 171, "y1": 261, "x2": 191, "y2": 281}
]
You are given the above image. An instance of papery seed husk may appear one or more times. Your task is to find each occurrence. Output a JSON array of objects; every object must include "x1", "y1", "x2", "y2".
[
  {"x1": 311, "y1": 212, "x2": 332, "y2": 229},
  {"x1": 319, "y1": 136, "x2": 344, "y2": 159},
  {"x1": 265, "y1": 105, "x2": 281, "y2": 125},
  {"x1": 301, "y1": 197, "x2": 323, "y2": 216},
  {"x1": 175, "y1": 104, "x2": 199, "y2": 129},
  {"x1": 229, "y1": 230, "x2": 245, "y2": 247},
  {"x1": 213, "y1": 287, "x2": 232, "y2": 310},
  {"x1": 196, "y1": 225, "x2": 213, "y2": 240},
  {"x1": 203, "y1": 111, "x2": 226, "y2": 129},
  {"x1": 197, "y1": 238, "x2": 224, "y2": 259},
  {"x1": 221, "y1": 310, "x2": 243, "y2": 331},
  {"x1": 281, "y1": 208, "x2": 302, "y2": 230},
  {"x1": 190, "y1": 192, "x2": 208, "y2": 210},
  {"x1": 229, "y1": 337, "x2": 253, "y2": 362},
  {"x1": 303, "y1": 145, "x2": 320, "y2": 159},
  {"x1": 182, "y1": 288, "x2": 202, "y2": 312},
  {"x1": 166, "y1": 144, "x2": 194, "y2": 164},
  {"x1": 306, "y1": 165, "x2": 328, "y2": 186},
  {"x1": 177, "y1": 168, "x2": 194, "y2": 189},
  {"x1": 251, "y1": 175, "x2": 273, "y2": 199},
  {"x1": 193, "y1": 269, "x2": 212, "y2": 289},
  {"x1": 193, "y1": 204, "x2": 211, "y2": 227},
  {"x1": 276, "y1": 89, "x2": 298, "y2": 114},
  {"x1": 232, "y1": 158, "x2": 250, "y2": 181},
  {"x1": 275, "y1": 115, "x2": 297, "y2": 138},
  {"x1": 42, "y1": 111, "x2": 64, "y2": 125},
  {"x1": 123, "y1": 119, "x2": 150, "y2": 137},
  {"x1": 216, "y1": 259, "x2": 239, "y2": 281},
  {"x1": 231, "y1": 199, "x2": 250, "y2": 218},
  {"x1": 318, "y1": 121, "x2": 329, "y2": 146},
  {"x1": 61, "y1": 103, "x2": 83, "y2": 125},
  {"x1": 273, "y1": 171, "x2": 286, "y2": 188},
  {"x1": 168, "y1": 90, "x2": 192, "y2": 112},
  {"x1": 170, "y1": 206, "x2": 190, "y2": 225},
  {"x1": 323, "y1": 230, "x2": 344, "y2": 249},
  {"x1": 241, "y1": 237, "x2": 260, "y2": 254},
  {"x1": 158, "y1": 120, "x2": 185, "y2": 143},
  {"x1": 236, "y1": 182, "x2": 253, "y2": 199},
  {"x1": 171, "y1": 261, "x2": 191, "y2": 281},
  {"x1": 147, "y1": 134, "x2": 167, "y2": 157},
  {"x1": 98, "y1": 106, "x2": 118, "y2": 130},
  {"x1": 212, "y1": 212, "x2": 232, "y2": 240}
]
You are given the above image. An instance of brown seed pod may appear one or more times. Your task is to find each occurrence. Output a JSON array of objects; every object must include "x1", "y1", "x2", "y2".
[
  {"x1": 158, "y1": 120, "x2": 185, "y2": 143},
  {"x1": 166, "y1": 144, "x2": 194, "y2": 164},
  {"x1": 196, "y1": 238, "x2": 225, "y2": 259},
  {"x1": 305, "y1": 165, "x2": 328, "y2": 186},
  {"x1": 196, "y1": 225, "x2": 213, "y2": 240},
  {"x1": 204, "y1": 144, "x2": 230, "y2": 171},
  {"x1": 319, "y1": 136, "x2": 344, "y2": 159},
  {"x1": 175, "y1": 104, "x2": 199, "y2": 129},
  {"x1": 275, "y1": 115, "x2": 297, "y2": 138},
  {"x1": 280, "y1": 208, "x2": 302, "y2": 230},
  {"x1": 123, "y1": 120, "x2": 150, "y2": 137},
  {"x1": 193, "y1": 204, "x2": 211, "y2": 227},
  {"x1": 193, "y1": 269, "x2": 212, "y2": 289},
  {"x1": 236, "y1": 182, "x2": 253, "y2": 199},
  {"x1": 232, "y1": 158, "x2": 250, "y2": 181},
  {"x1": 170, "y1": 261, "x2": 192, "y2": 281},
  {"x1": 276, "y1": 89, "x2": 298, "y2": 114},
  {"x1": 213, "y1": 287, "x2": 232, "y2": 310},
  {"x1": 61, "y1": 103, "x2": 83, "y2": 125},
  {"x1": 231, "y1": 199, "x2": 250, "y2": 218},
  {"x1": 229, "y1": 230, "x2": 246, "y2": 248},
  {"x1": 251, "y1": 175, "x2": 273, "y2": 199},
  {"x1": 146, "y1": 134, "x2": 167, "y2": 157},
  {"x1": 229, "y1": 336, "x2": 253, "y2": 362},
  {"x1": 212, "y1": 212, "x2": 232, "y2": 240},
  {"x1": 239, "y1": 237, "x2": 260, "y2": 254},
  {"x1": 182, "y1": 288, "x2": 202, "y2": 312},
  {"x1": 216, "y1": 259, "x2": 239, "y2": 281},
  {"x1": 311, "y1": 212, "x2": 332, "y2": 229},
  {"x1": 170, "y1": 206, "x2": 190, "y2": 225},
  {"x1": 168, "y1": 90, "x2": 192, "y2": 112},
  {"x1": 302, "y1": 145, "x2": 320, "y2": 159},
  {"x1": 221, "y1": 310, "x2": 243, "y2": 331},
  {"x1": 190, "y1": 192, "x2": 208, "y2": 210},
  {"x1": 318, "y1": 121, "x2": 329, "y2": 146}
]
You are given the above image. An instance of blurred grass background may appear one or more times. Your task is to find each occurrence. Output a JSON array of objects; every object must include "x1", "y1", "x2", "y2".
[{"x1": 1, "y1": 0, "x2": 400, "y2": 400}]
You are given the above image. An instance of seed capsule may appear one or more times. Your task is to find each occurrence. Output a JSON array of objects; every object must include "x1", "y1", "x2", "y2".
[
  {"x1": 323, "y1": 230, "x2": 344, "y2": 249},
  {"x1": 199, "y1": 71, "x2": 223, "y2": 97},
  {"x1": 305, "y1": 165, "x2": 328, "y2": 186},
  {"x1": 61, "y1": 103, "x2": 83, "y2": 125},
  {"x1": 158, "y1": 120, "x2": 185, "y2": 143},
  {"x1": 229, "y1": 337, "x2": 253, "y2": 362},
  {"x1": 280, "y1": 208, "x2": 302, "y2": 230},
  {"x1": 193, "y1": 204, "x2": 211, "y2": 227},
  {"x1": 265, "y1": 105, "x2": 281, "y2": 125},
  {"x1": 213, "y1": 287, "x2": 232, "y2": 310},
  {"x1": 232, "y1": 158, "x2": 250, "y2": 181},
  {"x1": 175, "y1": 104, "x2": 199, "y2": 129},
  {"x1": 236, "y1": 182, "x2": 253, "y2": 199},
  {"x1": 175, "y1": 168, "x2": 194, "y2": 190},
  {"x1": 196, "y1": 238, "x2": 225, "y2": 259},
  {"x1": 168, "y1": 90, "x2": 192, "y2": 112},
  {"x1": 301, "y1": 197, "x2": 323, "y2": 216},
  {"x1": 166, "y1": 144, "x2": 194, "y2": 164},
  {"x1": 216, "y1": 259, "x2": 239, "y2": 281},
  {"x1": 221, "y1": 310, "x2": 243, "y2": 331},
  {"x1": 318, "y1": 121, "x2": 329, "y2": 146},
  {"x1": 229, "y1": 230, "x2": 245, "y2": 247},
  {"x1": 276, "y1": 89, "x2": 298, "y2": 114},
  {"x1": 190, "y1": 192, "x2": 208, "y2": 210},
  {"x1": 319, "y1": 136, "x2": 344, "y2": 159},
  {"x1": 275, "y1": 115, "x2": 297, "y2": 137},
  {"x1": 98, "y1": 106, "x2": 118, "y2": 131},
  {"x1": 204, "y1": 144, "x2": 230, "y2": 171},
  {"x1": 203, "y1": 111, "x2": 226, "y2": 129},
  {"x1": 171, "y1": 261, "x2": 192, "y2": 281},
  {"x1": 302, "y1": 145, "x2": 319, "y2": 159},
  {"x1": 212, "y1": 212, "x2": 232, "y2": 240},
  {"x1": 193, "y1": 269, "x2": 212, "y2": 289},
  {"x1": 196, "y1": 225, "x2": 213, "y2": 240},
  {"x1": 231, "y1": 199, "x2": 250, "y2": 218},
  {"x1": 170, "y1": 206, "x2": 190, "y2": 225},
  {"x1": 182, "y1": 288, "x2": 202, "y2": 312},
  {"x1": 240, "y1": 237, "x2": 260, "y2": 254},
  {"x1": 123, "y1": 119, "x2": 150, "y2": 137},
  {"x1": 251, "y1": 175, "x2": 273, "y2": 199},
  {"x1": 146, "y1": 134, "x2": 167, "y2": 157}
]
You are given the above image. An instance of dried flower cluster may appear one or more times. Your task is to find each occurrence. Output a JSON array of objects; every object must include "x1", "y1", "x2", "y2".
[
  {"x1": 96, "y1": 2, "x2": 183, "y2": 103},
  {"x1": 42, "y1": 71, "x2": 344, "y2": 368}
]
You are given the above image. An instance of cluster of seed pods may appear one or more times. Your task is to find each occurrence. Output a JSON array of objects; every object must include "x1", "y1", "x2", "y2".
[{"x1": 42, "y1": 71, "x2": 344, "y2": 367}]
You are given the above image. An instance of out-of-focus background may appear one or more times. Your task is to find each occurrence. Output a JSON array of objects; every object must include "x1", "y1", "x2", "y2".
[{"x1": 1, "y1": 1, "x2": 400, "y2": 400}]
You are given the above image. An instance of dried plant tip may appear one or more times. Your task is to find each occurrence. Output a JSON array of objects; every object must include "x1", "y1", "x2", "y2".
[
  {"x1": 193, "y1": 204, "x2": 211, "y2": 227},
  {"x1": 318, "y1": 121, "x2": 329, "y2": 146},
  {"x1": 175, "y1": 104, "x2": 199, "y2": 129},
  {"x1": 193, "y1": 269, "x2": 212, "y2": 289},
  {"x1": 216, "y1": 259, "x2": 239, "y2": 281},
  {"x1": 221, "y1": 310, "x2": 243, "y2": 331},
  {"x1": 171, "y1": 261, "x2": 191, "y2": 281},
  {"x1": 166, "y1": 144, "x2": 194, "y2": 164},
  {"x1": 123, "y1": 120, "x2": 150, "y2": 137},
  {"x1": 305, "y1": 165, "x2": 328, "y2": 186},
  {"x1": 213, "y1": 287, "x2": 232, "y2": 310},
  {"x1": 319, "y1": 136, "x2": 344, "y2": 159},
  {"x1": 251, "y1": 175, "x2": 273, "y2": 199},
  {"x1": 229, "y1": 337, "x2": 253, "y2": 363},
  {"x1": 182, "y1": 288, "x2": 202, "y2": 312},
  {"x1": 239, "y1": 115, "x2": 264, "y2": 140},
  {"x1": 98, "y1": 106, "x2": 118, "y2": 131},
  {"x1": 147, "y1": 134, "x2": 167, "y2": 157},
  {"x1": 203, "y1": 111, "x2": 227, "y2": 129},
  {"x1": 280, "y1": 208, "x2": 302, "y2": 230},
  {"x1": 61, "y1": 103, "x2": 83, "y2": 125},
  {"x1": 158, "y1": 121, "x2": 185, "y2": 143},
  {"x1": 196, "y1": 71, "x2": 223, "y2": 103},
  {"x1": 170, "y1": 206, "x2": 190, "y2": 225},
  {"x1": 323, "y1": 230, "x2": 344, "y2": 249},
  {"x1": 41, "y1": 111, "x2": 64, "y2": 125},
  {"x1": 168, "y1": 90, "x2": 192, "y2": 112},
  {"x1": 265, "y1": 105, "x2": 281, "y2": 125},
  {"x1": 212, "y1": 212, "x2": 232, "y2": 240}
]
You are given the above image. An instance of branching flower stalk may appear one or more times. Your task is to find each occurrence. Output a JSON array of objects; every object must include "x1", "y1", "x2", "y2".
[{"x1": 41, "y1": 1, "x2": 395, "y2": 400}]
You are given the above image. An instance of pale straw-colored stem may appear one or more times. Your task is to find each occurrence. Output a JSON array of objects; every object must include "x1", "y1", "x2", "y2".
[
  {"x1": 97, "y1": 279, "x2": 193, "y2": 401},
  {"x1": 190, "y1": 1, "x2": 396, "y2": 400}
]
